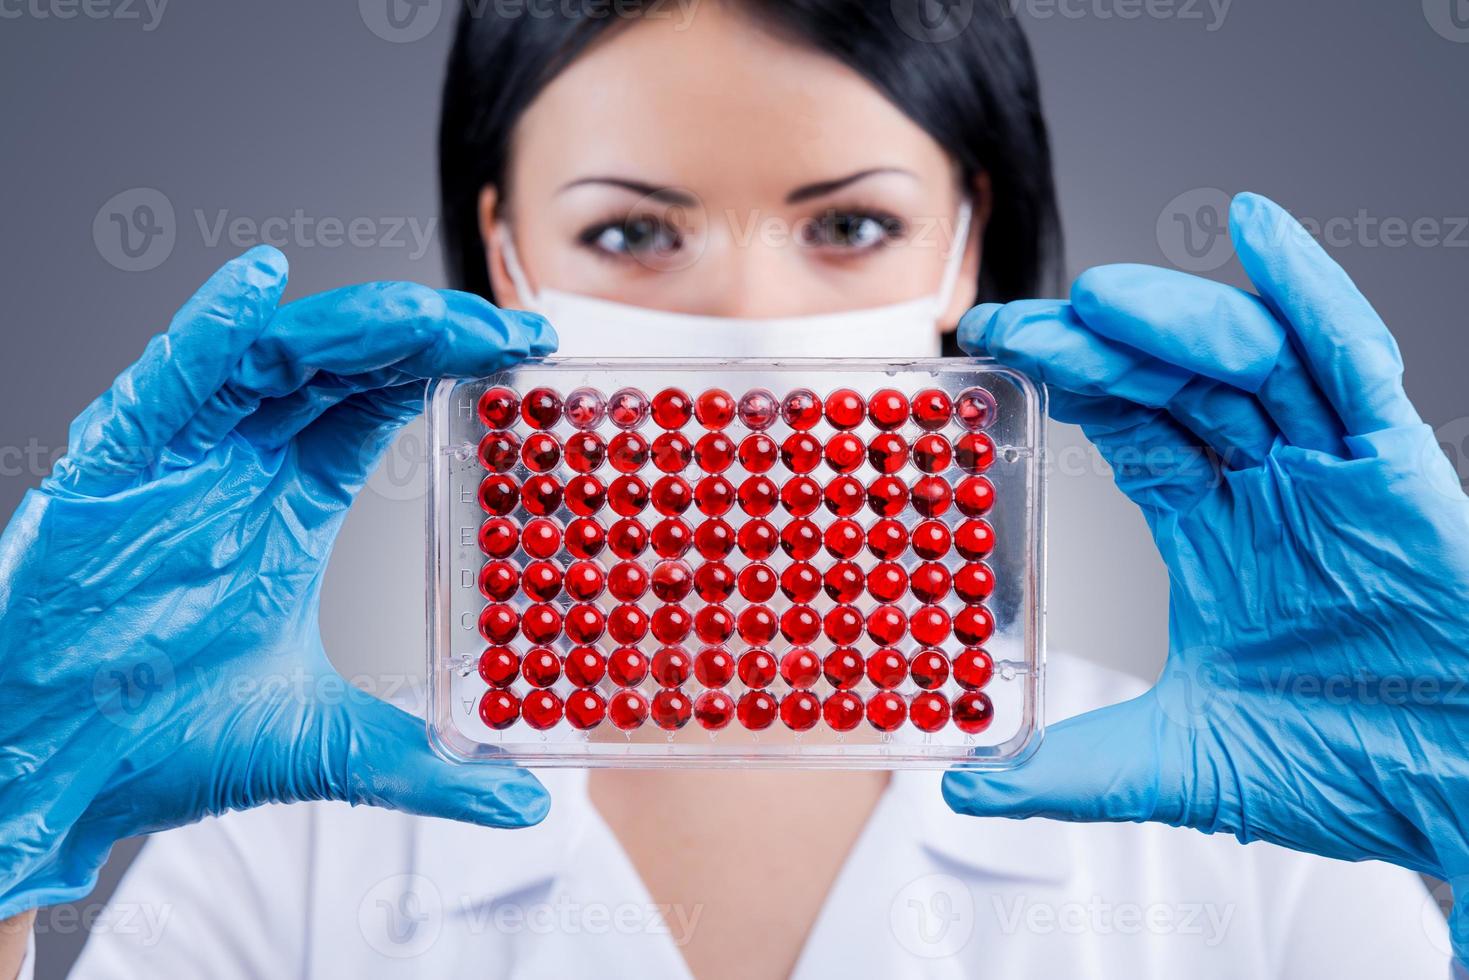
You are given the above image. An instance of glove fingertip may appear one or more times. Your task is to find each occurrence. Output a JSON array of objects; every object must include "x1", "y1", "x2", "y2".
[
  {"x1": 528, "y1": 316, "x2": 559, "y2": 357},
  {"x1": 478, "y1": 768, "x2": 552, "y2": 827},
  {"x1": 957, "y1": 302, "x2": 1004, "y2": 355},
  {"x1": 940, "y1": 769, "x2": 1000, "y2": 816},
  {"x1": 1227, "y1": 190, "x2": 1272, "y2": 228},
  {"x1": 1227, "y1": 191, "x2": 1302, "y2": 264},
  {"x1": 435, "y1": 765, "x2": 551, "y2": 828},
  {"x1": 438, "y1": 291, "x2": 555, "y2": 370},
  {"x1": 239, "y1": 243, "x2": 290, "y2": 282}
]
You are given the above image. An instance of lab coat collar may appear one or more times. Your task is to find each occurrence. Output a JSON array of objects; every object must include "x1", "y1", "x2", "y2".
[
  {"x1": 416, "y1": 768, "x2": 593, "y2": 911},
  {"x1": 890, "y1": 768, "x2": 1074, "y2": 884}
]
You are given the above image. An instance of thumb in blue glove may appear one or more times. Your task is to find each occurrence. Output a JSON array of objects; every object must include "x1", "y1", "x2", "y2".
[
  {"x1": 0, "y1": 247, "x2": 558, "y2": 918},
  {"x1": 946, "y1": 193, "x2": 1469, "y2": 960}
]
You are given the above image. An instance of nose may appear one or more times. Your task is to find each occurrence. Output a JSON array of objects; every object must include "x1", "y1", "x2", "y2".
[{"x1": 691, "y1": 219, "x2": 809, "y2": 319}]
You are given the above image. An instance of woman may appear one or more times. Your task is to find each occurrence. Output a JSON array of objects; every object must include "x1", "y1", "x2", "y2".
[{"x1": 2, "y1": 2, "x2": 1465, "y2": 977}]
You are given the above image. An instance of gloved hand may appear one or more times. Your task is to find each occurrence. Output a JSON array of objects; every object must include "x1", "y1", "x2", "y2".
[
  {"x1": 0, "y1": 247, "x2": 556, "y2": 918},
  {"x1": 945, "y1": 192, "x2": 1469, "y2": 959}
]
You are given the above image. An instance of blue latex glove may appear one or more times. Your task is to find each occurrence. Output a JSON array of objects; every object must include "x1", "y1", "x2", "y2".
[
  {"x1": 0, "y1": 248, "x2": 556, "y2": 917},
  {"x1": 946, "y1": 192, "x2": 1469, "y2": 958}
]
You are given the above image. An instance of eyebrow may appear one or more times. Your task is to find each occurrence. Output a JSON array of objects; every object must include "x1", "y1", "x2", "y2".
[
  {"x1": 785, "y1": 168, "x2": 917, "y2": 204},
  {"x1": 556, "y1": 176, "x2": 699, "y2": 206}
]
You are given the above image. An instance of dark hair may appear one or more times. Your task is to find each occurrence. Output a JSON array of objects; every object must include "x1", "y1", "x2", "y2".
[{"x1": 439, "y1": 0, "x2": 1061, "y2": 336}]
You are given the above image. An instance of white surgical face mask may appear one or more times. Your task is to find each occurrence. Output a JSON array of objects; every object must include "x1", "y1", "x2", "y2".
[{"x1": 498, "y1": 201, "x2": 971, "y2": 359}]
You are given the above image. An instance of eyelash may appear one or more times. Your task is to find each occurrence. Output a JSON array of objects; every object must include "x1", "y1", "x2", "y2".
[
  {"x1": 801, "y1": 208, "x2": 908, "y2": 253},
  {"x1": 574, "y1": 208, "x2": 909, "y2": 263},
  {"x1": 576, "y1": 213, "x2": 682, "y2": 263}
]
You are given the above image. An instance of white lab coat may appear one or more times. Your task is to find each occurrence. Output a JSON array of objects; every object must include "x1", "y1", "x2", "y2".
[{"x1": 29, "y1": 654, "x2": 1450, "y2": 978}]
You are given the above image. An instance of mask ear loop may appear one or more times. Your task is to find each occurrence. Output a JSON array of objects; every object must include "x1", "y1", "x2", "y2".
[
  {"x1": 933, "y1": 200, "x2": 974, "y2": 316},
  {"x1": 495, "y1": 222, "x2": 542, "y2": 315}
]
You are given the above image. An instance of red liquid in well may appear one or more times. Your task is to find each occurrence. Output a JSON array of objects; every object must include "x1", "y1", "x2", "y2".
[
  {"x1": 565, "y1": 561, "x2": 606, "y2": 601},
  {"x1": 478, "y1": 475, "x2": 518, "y2": 515},
  {"x1": 609, "y1": 432, "x2": 651, "y2": 473},
  {"x1": 608, "y1": 645, "x2": 650, "y2": 686},
  {"x1": 737, "y1": 389, "x2": 779, "y2": 431},
  {"x1": 520, "y1": 432, "x2": 561, "y2": 472},
  {"x1": 522, "y1": 690, "x2": 565, "y2": 731},
  {"x1": 781, "y1": 388, "x2": 822, "y2": 430},
  {"x1": 563, "y1": 386, "x2": 606, "y2": 430},
  {"x1": 565, "y1": 689, "x2": 608, "y2": 730},
  {"x1": 824, "y1": 388, "x2": 865, "y2": 430},
  {"x1": 867, "y1": 388, "x2": 909, "y2": 430},
  {"x1": 607, "y1": 388, "x2": 649, "y2": 429},
  {"x1": 694, "y1": 389, "x2": 736, "y2": 430},
  {"x1": 651, "y1": 387, "x2": 694, "y2": 429},
  {"x1": 822, "y1": 648, "x2": 864, "y2": 690},
  {"x1": 609, "y1": 689, "x2": 650, "y2": 730},
  {"x1": 867, "y1": 433, "x2": 908, "y2": 474},
  {"x1": 565, "y1": 475, "x2": 606, "y2": 516},
  {"x1": 823, "y1": 475, "x2": 865, "y2": 517},
  {"x1": 519, "y1": 387, "x2": 562, "y2": 430},
  {"x1": 564, "y1": 431, "x2": 606, "y2": 473},
  {"x1": 652, "y1": 432, "x2": 694, "y2": 473},
  {"x1": 477, "y1": 387, "x2": 519, "y2": 429},
  {"x1": 823, "y1": 691, "x2": 864, "y2": 732},
  {"x1": 564, "y1": 646, "x2": 607, "y2": 687},
  {"x1": 478, "y1": 647, "x2": 520, "y2": 687}
]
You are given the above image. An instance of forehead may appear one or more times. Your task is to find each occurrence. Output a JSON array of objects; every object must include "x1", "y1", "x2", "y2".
[{"x1": 507, "y1": 3, "x2": 954, "y2": 201}]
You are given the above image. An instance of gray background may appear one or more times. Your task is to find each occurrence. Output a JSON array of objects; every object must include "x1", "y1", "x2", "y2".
[{"x1": 2, "y1": 1, "x2": 1465, "y2": 975}]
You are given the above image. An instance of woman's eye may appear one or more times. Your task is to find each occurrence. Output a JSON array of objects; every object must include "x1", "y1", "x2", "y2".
[
  {"x1": 582, "y1": 216, "x2": 682, "y2": 260},
  {"x1": 802, "y1": 211, "x2": 904, "y2": 251}
]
